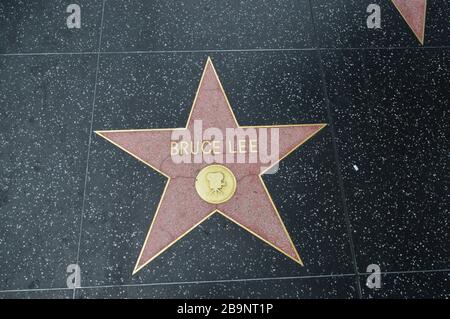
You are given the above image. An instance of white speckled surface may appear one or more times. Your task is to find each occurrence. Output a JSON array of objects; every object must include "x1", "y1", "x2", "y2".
[{"x1": 0, "y1": 0, "x2": 448, "y2": 299}]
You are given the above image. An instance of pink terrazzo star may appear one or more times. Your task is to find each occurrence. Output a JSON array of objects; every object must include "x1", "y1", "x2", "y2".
[
  {"x1": 96, "y1": 58, "x2": 326, "y2": 274},
  {"x1": 392, "y1": 0, "x2": 427, "y2": 44}
]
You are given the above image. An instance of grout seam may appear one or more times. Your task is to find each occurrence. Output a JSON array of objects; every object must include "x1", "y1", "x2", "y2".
[
  {"x1": 0, "y1": 46, "x2": 450, "y2": 57},
  {"x1": 72, "y1": 0, "x2": 106, "y2": 300},
  {"x1": 307, "y1": 0, "x2": 362, "y2": 298},
  {"x1": 1, "y1": 268, "x2": 449, "y2": 294}
]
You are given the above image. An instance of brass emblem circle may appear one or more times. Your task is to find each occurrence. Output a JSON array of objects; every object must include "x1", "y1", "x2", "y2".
[{"x1": 195, "y1": 164, "x2": 236, "y2": 204}]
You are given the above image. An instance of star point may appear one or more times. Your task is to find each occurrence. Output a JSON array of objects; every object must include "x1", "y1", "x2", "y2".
[{"x1": 392, "y1": 0, "x2": 427, "y2": 44}]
